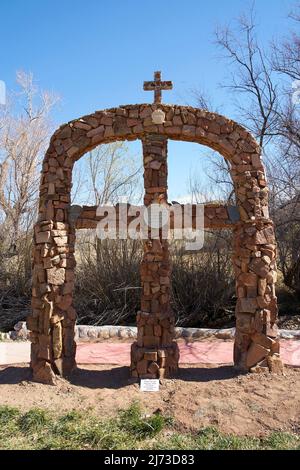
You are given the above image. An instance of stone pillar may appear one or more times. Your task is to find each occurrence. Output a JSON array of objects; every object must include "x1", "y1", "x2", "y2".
[
  {"x1": 130, "y1": 134, "x2": 179, "y2": 379},
  {"x1": 232, "y1": 162, "x2": 283, "y2": 373},
  {"x1": 27, "y1": 151, "x2": 77, "y2": 384}
]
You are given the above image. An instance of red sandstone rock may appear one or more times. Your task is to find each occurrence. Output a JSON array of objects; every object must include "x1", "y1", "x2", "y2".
[
  {"x1": 246, "y1": 343, "x2": 270, "y2": 368},
  {"x1": 47, "y1": 268, "x2": 65, "y2": 286},
  {"x1": 28, "y1": 102, "x2": 281, "y2": 383}
]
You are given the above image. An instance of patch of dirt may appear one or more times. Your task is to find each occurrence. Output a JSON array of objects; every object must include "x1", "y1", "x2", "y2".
[{"x1": 0, "y1": 363, "x2": 299, "y2": 436}]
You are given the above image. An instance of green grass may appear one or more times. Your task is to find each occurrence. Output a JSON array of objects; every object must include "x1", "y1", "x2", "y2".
[
  {"x1": 0, "y1": 403, "x2": 299, "y2": 450},
  {"x1": 118, "y1": 402, "x2": 170, "y2": 439},
  {"x1": 18, "y1": 408, "x2": 50, "y2": 433}
]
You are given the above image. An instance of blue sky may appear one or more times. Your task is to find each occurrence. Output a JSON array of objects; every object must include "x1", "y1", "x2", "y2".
[{"x1": 0, "y1": 0, "x2": 294, "y2": 200}]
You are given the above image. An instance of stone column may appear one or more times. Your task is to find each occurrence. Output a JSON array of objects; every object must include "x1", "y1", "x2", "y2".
[
  {"x1": 233, "y1": 221, "x2": 282, "y2": 372},
  {"x1": 27, "y1": 149, "x2": 77, "y2": 384},
  {"x1": 232, "y1": 162, "x2": 283, "y2": 373},
  {"x1": 130, "y1": 134, "x2": 179, "y2": 379}
]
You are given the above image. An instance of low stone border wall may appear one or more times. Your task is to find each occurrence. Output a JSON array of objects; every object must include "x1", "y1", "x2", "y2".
[
  {"x1": 75, "y1": 325, "x2": 237, "y2": 341},
  {"x1": 1, "y1": 322, "x2": 300, "y2": 342}
]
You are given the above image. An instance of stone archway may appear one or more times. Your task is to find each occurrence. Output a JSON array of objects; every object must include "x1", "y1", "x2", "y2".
[{"x1": 27, "y1": 101, "x2": 283, "y2": 384}]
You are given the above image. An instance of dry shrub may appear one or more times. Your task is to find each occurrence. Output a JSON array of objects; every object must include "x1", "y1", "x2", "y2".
[
  {"x1": 171, "y1": 232, "x2": 235, "y2": 327},
  {"x1": 74, "y1": 231, "x2": 235, "y2": 328},
  {"x1": 74, "y1": 234, "x2": 142, "y2": 326},
  {"x1": 0, "y1": 234, "x2": 32, "y2": 330},
  {"x1": 0, "y1": 230, "x2": 235, "y2": 331}
]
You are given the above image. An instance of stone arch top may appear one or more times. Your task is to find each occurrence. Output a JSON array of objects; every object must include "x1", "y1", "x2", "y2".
[
  {"x1": 42, "y1": 103, "x2": 268, "y2": 223},
  {"x1": 50, "y1": 104, "x2": 261, "y2": 163}
]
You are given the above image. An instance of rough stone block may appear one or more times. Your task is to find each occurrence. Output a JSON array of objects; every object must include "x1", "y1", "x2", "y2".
[
  {"x1": 36, "y1": 231, "x2": 51, "y2": 244},
  {"x1": 143, "y1": 335, "x2": 160, "y2": 348},
  {"x1": 47, "y1": 267, "x2": 65, "y2": 285},
  {"x1": 238, "y1": 272, "x2": 257, "y2": 286},
  {"x1": 148, "y1": 362, "x2": 159, "y2": 375},
  {"x1": 239, "y1": 298, "x2": 258, "y2": 313},
  {"x1": 246, "y1": 342, "x2": 269, "y2": 368},
  {"x1": 267, "y1": 355, "x2": 284, "y2": 374},
  {"x1": 136, "y1": 359, "x2": 148, "y2": 375},
  {"x1": 249, "y1": 259, "x2": 270, "y2": 278},
  {"x1": 144, "y1": 351, "x2": 158, "y2": 361}
]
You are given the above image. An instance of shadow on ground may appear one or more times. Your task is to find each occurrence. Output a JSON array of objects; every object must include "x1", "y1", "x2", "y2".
[
  {"x1": 0, "y1": 364, "x2": 239, "y2": 388},
  {"x1": 0, "y1": 366, "x2": 31, "y2": 384},
  {"x1": 178, "y1": 365, "x2": 239, "y2": 382},
  {"x1": 70, "y1": 366, "x2": 132, "y2": 389},
  {"x1": 70, "y1": 365, "x2": 239, "y2": 388}
]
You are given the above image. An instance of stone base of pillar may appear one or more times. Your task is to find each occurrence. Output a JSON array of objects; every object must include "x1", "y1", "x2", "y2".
[
  {"x1": 31, "y1": 361, "x2": 57, "y2": 385},
  {"x1": 31, "y1": 358, "x2": 77, "y2": 385},
  {"x1": 52, "y1": 356, "x2": 77, "y2": 378},
  {"x1": 30, "y1": 341, "x2": 77, "y2": 385},
  {"x1": 130, "y1": 341, "x2": 179, "y2": 379},
  {"x1": 234, "y1": 331, "x2": 284, "y2": 373}
]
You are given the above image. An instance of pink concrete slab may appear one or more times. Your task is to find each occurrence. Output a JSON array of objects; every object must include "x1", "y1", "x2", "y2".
[
  {"x1": 76, "y1": 339, "x2": 300, "y2": 367},
  {"x1": 76, "y1": 343, "x2": 130, "y2": 366},
  {"x1": 280, "y1": 339, "x2": 300, "y2": 367},
  {"x1": 177, "y1": 341, "x2": 233, "y2": 364},
  {"x1": 1, "y1": 339, "x2": 300, "y2": 367}
]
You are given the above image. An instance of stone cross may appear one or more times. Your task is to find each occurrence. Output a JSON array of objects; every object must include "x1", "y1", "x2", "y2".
[{"x1": 143, "y1": 71, "x2": 173, "y2": 104}]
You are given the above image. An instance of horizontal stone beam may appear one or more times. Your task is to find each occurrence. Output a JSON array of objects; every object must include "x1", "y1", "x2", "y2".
[
  {"x1": 69, "y1": 203, "x2": 240, "y2": 231},
  {"x1": 143, "y1": 81, "x2": 173, "y2": 90}
]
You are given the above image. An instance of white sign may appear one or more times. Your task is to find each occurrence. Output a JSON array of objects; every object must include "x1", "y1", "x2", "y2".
[
  {"x1": 140, "y1": 379, "x2": 160, "y2": 392},
  {"x1": 151, "y1": 109, "x2": 165, "y2": 124}
]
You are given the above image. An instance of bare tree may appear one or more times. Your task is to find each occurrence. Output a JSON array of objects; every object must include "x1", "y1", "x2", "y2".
[
  {"x1": 270, "y1": 6, "x2": 300, "y2": 293},
  {"x1": 190, "y1": 10, "x2": 277, "y2": 206},
  {"x1": 272, "y1": 7, "x2": 300, "y2": 172},
  {"x1": 273, "y1": 5, "x2": 300, "y2": 82},
  {"x1": 0, "y1": 71, "x2": 58, "y2": 252},
  {"x1": 0, "y1": 72, "x2": 58, "y2": 328},
  {"x1": 87, "y1": 142, "x2": 141, "y2": 206},
  {"x1": 72, "y1": 141, "x2": 142, "y2": 206},
  {"x1": 215, "y1": 9, "x2": 279, "y2": 148},
  {"x1": 193, "y1": 4, "x2": 300, "y2": 295}
]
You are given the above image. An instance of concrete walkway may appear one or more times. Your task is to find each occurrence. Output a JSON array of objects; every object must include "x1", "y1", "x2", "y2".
[{"x1": 0, "y1": 339, "x2": 300, "y2": 367}]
